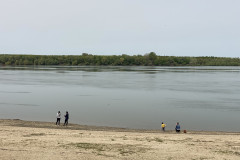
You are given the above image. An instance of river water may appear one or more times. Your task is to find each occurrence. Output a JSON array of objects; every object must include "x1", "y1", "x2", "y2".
[{"x1": 0, "y1": 66, "x2": 240, "y2": 132}]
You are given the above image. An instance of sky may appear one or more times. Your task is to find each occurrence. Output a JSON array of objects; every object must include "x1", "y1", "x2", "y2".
[{"x1": 0, "y1": 0, "x2": 239, "y2": 57}]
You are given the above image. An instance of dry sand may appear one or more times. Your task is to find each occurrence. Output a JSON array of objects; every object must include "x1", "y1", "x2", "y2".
[{"x1": 0, "y1": 119, "x2": 240, "y2": 160}]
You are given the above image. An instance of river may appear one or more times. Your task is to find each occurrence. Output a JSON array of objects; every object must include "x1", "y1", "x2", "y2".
[{"x1": 0, "y1": 66, "x2": 240, "y2": 131}]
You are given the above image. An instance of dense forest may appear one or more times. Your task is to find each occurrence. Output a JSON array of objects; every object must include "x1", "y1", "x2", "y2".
[{"x1": 0, "y1": 52, "x2": 240, "y2": 66}]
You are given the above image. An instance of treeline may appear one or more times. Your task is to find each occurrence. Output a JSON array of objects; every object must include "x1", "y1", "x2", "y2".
[{"x1": 0, "y1": 52, "x2": 240, "y2": 66}]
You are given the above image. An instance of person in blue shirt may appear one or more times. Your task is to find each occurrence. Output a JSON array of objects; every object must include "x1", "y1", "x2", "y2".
[{"x1": 175, "y1": 122, "x2": 180, "y2": 133}]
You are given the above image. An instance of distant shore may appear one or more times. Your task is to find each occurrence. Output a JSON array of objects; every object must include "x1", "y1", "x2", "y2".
[
  {"x1": 1, "y1": 54, "x2": 240, "y2": 66},
  {"x1": 0, "y1": 119, "x2": 240, "y2": 160}
]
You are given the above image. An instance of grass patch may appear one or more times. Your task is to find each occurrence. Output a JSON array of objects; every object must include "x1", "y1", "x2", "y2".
[
  {"x1": 154, "y1": 138, "x2": 163, "y2": 142},
  {"x1": 23, "y1": 133, "x2": 46, "y2": 137},
  {"x1": 188, "y1": 143, "x2": 195, "y2": 146},
  {"x1": 146, "y1": 137, "x2": 164, "y2": 142},
  {"x1": 65, "y1": 142, "x2": 149, "y2": 156},
  {"x1": 73, "y1": 143, "x2": 106, "y2": 151},
  {"x1": 118, "y1": 148, "x2": 135, "y2": 155},
  {"x1": 216, "y1": 150, "x2": 240, "y2": 156},
  {"x1": 135, "y1": 138, "x2": 144, "y2": 141}
]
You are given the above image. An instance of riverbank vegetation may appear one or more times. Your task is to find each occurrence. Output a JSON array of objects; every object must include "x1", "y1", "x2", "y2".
[{"x1": 0, "y1": 52, "x2": 240, "y2": 66}]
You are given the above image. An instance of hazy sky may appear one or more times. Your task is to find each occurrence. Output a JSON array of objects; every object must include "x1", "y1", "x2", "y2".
[{"x1": 0, "y1": 0, "x2": 239, "y2": 57}]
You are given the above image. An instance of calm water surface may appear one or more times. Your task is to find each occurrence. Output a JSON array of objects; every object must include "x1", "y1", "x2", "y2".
[{"x1": 0, "y1": 66, "x2": 240, "y2": 132}]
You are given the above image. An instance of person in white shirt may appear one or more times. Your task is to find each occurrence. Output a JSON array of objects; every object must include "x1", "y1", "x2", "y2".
[{"x1": 56, "y1": 111, "x2": 61, "y2": 125}]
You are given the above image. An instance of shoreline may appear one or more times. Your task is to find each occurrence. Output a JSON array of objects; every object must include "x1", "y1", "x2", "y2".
[
  {"x1": 1, "y1": 119, "x2": 240, "y2": 160},
  {"x1": 1, "y1": 119, "x2": 240, "y2": 135}
]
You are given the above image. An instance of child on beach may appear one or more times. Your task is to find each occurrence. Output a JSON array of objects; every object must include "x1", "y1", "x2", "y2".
[
  {"x1": 175, "y1": 122, "x2": 180, "y2": 133},
  {"x1": 161, "y1": 122, "x2": 166, "y2": 131}
]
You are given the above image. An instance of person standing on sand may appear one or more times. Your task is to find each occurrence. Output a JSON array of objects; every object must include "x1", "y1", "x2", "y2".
[
  {"x1": 161, "y1": 122, "x2": 166, "y2": 131},
  {"x1": 63, "y1": 111, "x2": 69, "y2": 126},
  {"x1": 175, "y1": 122, "x2": 180, "y2": 133},
  {"x1": 56, "y1": 111, "x2": 61, "y2": 125}
]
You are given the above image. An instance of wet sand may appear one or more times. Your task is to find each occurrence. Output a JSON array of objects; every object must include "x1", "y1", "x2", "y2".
[{"x1": 0, "y1": 119, "x2": 240, "y2": 160}]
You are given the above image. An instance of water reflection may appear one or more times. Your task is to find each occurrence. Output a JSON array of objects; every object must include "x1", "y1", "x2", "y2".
[{"x1": 1, "y1": 65, "x2": 240, "y2": 72}]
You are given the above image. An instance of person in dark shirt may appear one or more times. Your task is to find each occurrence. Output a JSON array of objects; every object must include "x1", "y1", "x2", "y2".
[{"x1": 63, "y1": 111, "x2": 69, "y2": 126}]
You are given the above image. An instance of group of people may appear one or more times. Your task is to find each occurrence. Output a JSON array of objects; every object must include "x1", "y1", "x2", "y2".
[
  {"x1": 161, "y1": 122, "x2": 181, "y2": 132},
  {"x1": 56, "y1": 111, "x2": 69, "y2": 126},
  {"x1": 56, "y1": 112, "x2": 181, "y2": 132}
]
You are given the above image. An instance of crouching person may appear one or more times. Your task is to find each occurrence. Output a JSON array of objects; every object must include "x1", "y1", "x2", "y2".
[{"x1": 175, "y1": 122, "x2": 180, "y2": 133}]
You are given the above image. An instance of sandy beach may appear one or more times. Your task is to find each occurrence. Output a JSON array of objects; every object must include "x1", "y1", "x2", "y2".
[{"x1": 0, "y1": 119, "x2": 240, "y2": 160}]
